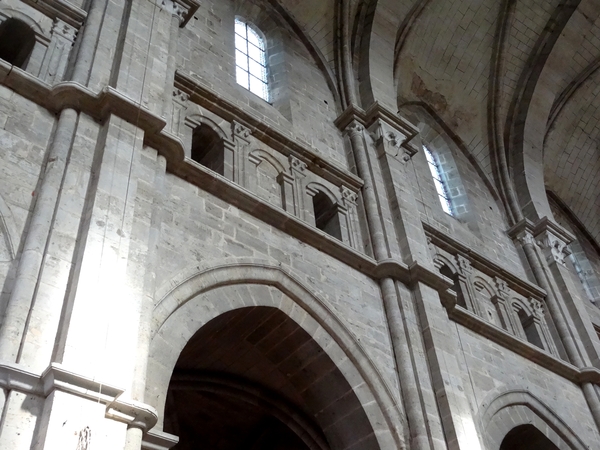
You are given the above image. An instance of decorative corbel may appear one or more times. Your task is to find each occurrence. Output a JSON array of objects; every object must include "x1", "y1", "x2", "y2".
[{"x1": 368, "y1": 119, "x2": 418, "y2": 162}]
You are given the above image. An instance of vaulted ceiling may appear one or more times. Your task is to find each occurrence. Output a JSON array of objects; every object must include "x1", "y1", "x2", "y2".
[{"x1": 277, "y1": 0, "x2": 600, "y2": 245}]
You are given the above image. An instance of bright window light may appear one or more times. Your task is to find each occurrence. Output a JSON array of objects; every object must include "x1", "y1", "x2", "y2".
[
  {"x1": 235, "y1": 18, "x2": 269, "y2": 101},
  {"x1": 424, "y1": 146, "x2": 453, "y2": 215}
]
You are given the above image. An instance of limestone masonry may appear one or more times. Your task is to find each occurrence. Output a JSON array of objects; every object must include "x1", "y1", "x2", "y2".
[{"x1": 0, "y1": 0, "x2": 599, "y2": 449}]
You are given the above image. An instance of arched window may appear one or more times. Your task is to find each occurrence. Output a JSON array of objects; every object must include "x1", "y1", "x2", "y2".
[
  {"x1": 424, "y1": 145, "x2": 453, "y2": 215},
  {"x1": 191, "y1": 124, "x2": 225, "y2": 175},
  {"x1": 235, "y1": 18, "x2": 269, "y2": 101},
  {"x1": 0, "y1": 18, "x2": 36, "y2": 69},
  {"x1": 312, "y1": 191, "x2": 341, "y2": 240}
]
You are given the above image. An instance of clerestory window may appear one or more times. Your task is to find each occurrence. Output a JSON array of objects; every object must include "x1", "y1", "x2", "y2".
[
  {"x1": 235, "y1": 18, "x2": 269, "y2": 101},
  {"x1": 424, "y1": 145, "x2": 453, "y2": 215}
]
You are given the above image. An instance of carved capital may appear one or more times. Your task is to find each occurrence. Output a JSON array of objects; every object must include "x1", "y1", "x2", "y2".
[
  {"x1": 289, "y1": 155, "x2": 307, "y2": 175},
  {"x1": 172, "y1": 88, "x2": 189, "y2": 104},
  {"x1": 52, "y1": 18, "x2": 77, "y2": 41},
  {"x1": 456, "y1": 254, "x2": 472, "y2": 276},
  {"x1": 515, "y1": 231, "x2": 536, "y2": 247},
  {"x1": 494, "y1": 277, "x2": 510, "y2": 299},
  {"x1": 536, "y1": 232, "x2": 571, "y2": 266},
  {"x1": 232, "y1": 120, "x2": 251, "y2": 141},
  {"x1": 340, "y1": 186, "x2": 358, "y2": 207},
  {"x1": 529, "y1": 298, "x2": 545, "y2": 319},
  {"x1": 161, "y1": 0, "x2": 200, "y2": 27},
  {"x1": 346, "y1": 121, "x2": 364, "y2": 137}
]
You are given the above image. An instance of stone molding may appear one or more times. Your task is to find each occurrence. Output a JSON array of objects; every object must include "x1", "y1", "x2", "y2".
[
  {"x1": 0, "y1": 363, "x2": 159, "y2": 432},
  {"x1": 335, "y1": 102, "x2": 420, "y2": 159},
  {"x1": 425, "y1": 223, "x2": 546, "y2": 300},
  {"x1": 368, "y1": 118, "x2": 419, "y2": 162},
  {"x1": 508, "y1": 217, "x2": 576, "y2": 266},
  {"x1": 21, "y1": 0, "x2": 87, "y2": 28},
  {"x1": 174, "y1": 70, "x2": 363, "y2": 191}
]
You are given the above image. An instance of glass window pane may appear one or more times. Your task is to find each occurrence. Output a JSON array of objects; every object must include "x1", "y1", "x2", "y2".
[
  {"x1": 235, "y1": 33, "x2": 247, "y2": 53},
  {"x1": 235, "y1": 20, "x2": 246, "y2": 38},
  {"x1": 236, "y1": 50, "x2": 248, "y2": 71},
  {"x1": 248, "y1": 58, "x2": 265, "y2": 80},
  {"x1": 424, "y1": 147, "x2": 435, "y2": 164},
  {"x1": 249, "y1": 75, "x2": 268, "y2": 100},
  {"x1": 433, "y1": 178, "x2": 446, "y2": 197},
  {"x1": 247, "y1": 28, "x2": 263, "y2": 50},
  {"x1": 440, "y1": 196, "x2": 452, "y2": 215},
  {"x1": 247, "y1": 43, "x2": 264, "y2": 65},
  {"x1": 236, "y1": 66, "x2": 249, "y2": 89}
]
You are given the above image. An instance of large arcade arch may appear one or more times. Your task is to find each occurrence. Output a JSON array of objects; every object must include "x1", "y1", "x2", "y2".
[{"x1": 146, "y1": 262, "x2": 406, "y2": 450}]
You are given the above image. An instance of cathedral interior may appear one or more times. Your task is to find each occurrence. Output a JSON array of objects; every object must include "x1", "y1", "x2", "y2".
[{"x1": 0, "y1": 0, "x2": 599, "y2": 449}]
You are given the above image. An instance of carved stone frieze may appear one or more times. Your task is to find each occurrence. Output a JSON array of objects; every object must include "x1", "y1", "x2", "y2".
[
  {"x1": 231, "y1": 120, "x2": 251, "y2": 141},
  {"x1": 456, "y1": 254, "x2": 473, "y2": 277}
]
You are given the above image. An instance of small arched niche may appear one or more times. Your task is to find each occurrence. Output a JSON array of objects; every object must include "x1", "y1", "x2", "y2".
[
  {"x1": 500, "y1": 424, "x2": 559, "y2": 450},
  {"x1": 191, "y1": 123, "x2": 226, "y2": 175},
  {"x1": 311, "y1": 190, "x2": 341, "y2": 240},
  {"x1": 513, "y1": 303, "x2": 544, "y2": 349},
  {"x1": 0, "y1": 18, "x2": 36, "y2": 68}
]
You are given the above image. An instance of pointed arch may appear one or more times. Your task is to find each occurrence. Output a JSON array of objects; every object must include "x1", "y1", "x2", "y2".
[
  {"x1": 479, "y1": 389, "x2": 590, "y2": 450},
  {"x1": 149, "y1": 260, "x2": 406, "y2": 450}
]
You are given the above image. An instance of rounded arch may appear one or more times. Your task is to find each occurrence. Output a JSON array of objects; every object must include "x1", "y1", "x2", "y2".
[
  {"x1": 510, "y1": 297, "x2": 534, "y2": 317},
  {"x1": 479, "y1": 389, "x2": 590, "y2": 450},
  {"x1": 432, "y1": 254, "x2": 459, "y2": 275},
  {"x1": 148, "y1": 261, "x2": 406, "y2": 449},
  {"x1": 473, "y1": 277, "x2": 494, "y2": 298},
  {"x1": 248, "y1": 148, "x2": 286, "y2": 174},
  {"x1": 0, "y1": 7, "x2": 45, "y2": 36},
  {"x1": 184, "y1": 113, "x2": 230, "y2": 142},
  {"x1": 305, "y1": 182, "x2": 339, "y2": 204}
]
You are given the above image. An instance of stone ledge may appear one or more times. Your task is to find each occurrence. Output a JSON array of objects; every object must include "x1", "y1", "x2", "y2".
[
  {"x1": 448, "y1": 306, "x2": 600, "y2": 385},
  {"x1": 0, "y1": 363, "x2": 159, "y2": 432},
  {"x1": 424, "y1": 222, "x2": 547, "y2": 300},
  {"x1": 21, "y1": 0, "x2": 87, "y2": 28},
  {"x1": 174, "y1": 70, "x2": 363, "y2": 191}
]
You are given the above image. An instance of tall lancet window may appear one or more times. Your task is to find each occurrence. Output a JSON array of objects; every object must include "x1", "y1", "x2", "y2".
[
  {"x1": 235, "y1": 18, "x2": 269, "y2": 101},
  {"x1": 424, "y1": 145, "x2": 453, "y2": 215}
]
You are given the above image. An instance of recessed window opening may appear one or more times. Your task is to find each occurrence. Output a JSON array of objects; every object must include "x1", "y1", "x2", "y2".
[
  {"x1": 235, "y1": 18, "x2": 269, "y2": 101},
  {"x1": 191, "y1": 124, "x2": 225, "y2": 175},
  {"x1": 517, "y1": 309, "x2": 543, "y2": 349},
  {"x1": 0, "y1": 18, "x2": 36, "y2": 69},
  {"x1": 312, "y1": 191, "x2": 341, "y2": 240},
  {"x1": 424, "y1": 145, "x2": 453, "y2": 215}
]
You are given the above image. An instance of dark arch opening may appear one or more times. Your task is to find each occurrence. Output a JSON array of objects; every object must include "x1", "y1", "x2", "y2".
[
  {"x1": 191, "y1": 124, "x2": 225, "y2": 175},
  {"x1": 312, "y1": 191, "x2": 341, "y2": 240},
  {"x1": 164, "y1": 306, "x2": 379, "y2": 450},
  {"x1": 0, "y1": 18, "x2": 36, "y2": 69},
  {"x1": 516, "y1": 308, "x2": 543, "y2": 349},
  {"x1": 500, "y1": 424, "x2": 559, "y2": 450}
]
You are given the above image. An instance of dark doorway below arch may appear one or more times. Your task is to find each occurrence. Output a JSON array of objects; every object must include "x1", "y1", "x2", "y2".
[
  {"x1": 500, "y1": 424, "x2": 560, "y2": 450},
  {"x1": 163, "y1": 306, "x2": 379, "y2": 450}
]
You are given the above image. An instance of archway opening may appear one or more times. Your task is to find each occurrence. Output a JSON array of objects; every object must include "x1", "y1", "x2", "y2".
[
  {"x1": 312, "y1": 191, "x2": 341, "y2": 240},
  {"x1": 499, "y1": 424, "x2": 559, "y2": 450},
  {"x1": 164, "y1": 306, "x2": 378, "y2": 450},
  {"x1": 0, "y1": 18, "x2": 36, "y2": 69},
  {"x1": 191, "y1": 123, "x2": 225, "y2": 175}
]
